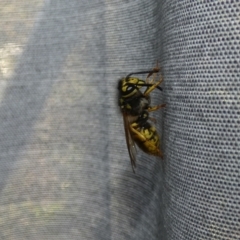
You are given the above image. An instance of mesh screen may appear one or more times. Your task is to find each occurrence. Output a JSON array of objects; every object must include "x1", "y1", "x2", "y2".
[
  {"x1": 161, "y1": 1, "x2": 239, "y2": 239},
  {"x1": 0, "y1": 0, "x2": 239, "y2": 239}
]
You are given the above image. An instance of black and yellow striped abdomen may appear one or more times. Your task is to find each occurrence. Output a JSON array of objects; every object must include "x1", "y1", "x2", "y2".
[{"x1": 130, "y1": 122, "x2": 163, "y2": 158}]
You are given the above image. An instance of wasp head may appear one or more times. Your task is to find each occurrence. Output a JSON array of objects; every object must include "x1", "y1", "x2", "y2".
[{"x1": 118, "y1": 77, "x2": 145, "y2": 98}]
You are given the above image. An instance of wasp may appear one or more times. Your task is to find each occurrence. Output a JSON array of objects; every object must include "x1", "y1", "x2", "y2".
[{"x1": 118, "y1": 64, "x2": 165, "y2": 173}]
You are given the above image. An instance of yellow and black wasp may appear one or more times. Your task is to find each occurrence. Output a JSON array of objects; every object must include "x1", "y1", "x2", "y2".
[{"x1": 118, "y1": 64, "x2": 165, "y2": 173}]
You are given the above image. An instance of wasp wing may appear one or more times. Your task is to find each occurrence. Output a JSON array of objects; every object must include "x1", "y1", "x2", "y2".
[{"x1": 122, "y1": 112, "x2": 137, "y2": 173}]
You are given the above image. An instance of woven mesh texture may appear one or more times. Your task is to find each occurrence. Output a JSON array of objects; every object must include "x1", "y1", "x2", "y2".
[
  {"x1": 161, "y1": 1, "x2": 239, "y2": 239},
  {"x1": 0, "y1": 0, "x2": 239, "y2": 239}
]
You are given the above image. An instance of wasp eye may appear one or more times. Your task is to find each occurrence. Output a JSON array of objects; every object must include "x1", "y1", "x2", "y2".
[{"x1": 126, "y1": 85, "x2": 135, "y2": 92}]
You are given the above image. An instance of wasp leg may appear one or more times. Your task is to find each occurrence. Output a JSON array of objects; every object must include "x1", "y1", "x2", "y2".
[
  {"x1": 130, "y1": 123, "x2": 147, "y2": 142},
  {"x1": 146, "y1": 74, "x2": 156, "y2": 84},
  {"x1": 148, "y1": 117, "x2": 157, "y2": 124},
  {"x1": 148, "y1": 103, "x2": 166, "y2": 112},
  {"x1": 125, "y1": 68, "x2": 159, "y2": 80},
  {"x1": 144, "y1": 76, "x2": 163, "y2": 96},
  {"x1": 146, "y1": 61, "x2": 160, "y2": 79}
]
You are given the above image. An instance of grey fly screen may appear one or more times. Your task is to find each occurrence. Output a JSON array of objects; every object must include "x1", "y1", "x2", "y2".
[{"x1": 0, "y1": 0, "x2": 239, "y2": 239}]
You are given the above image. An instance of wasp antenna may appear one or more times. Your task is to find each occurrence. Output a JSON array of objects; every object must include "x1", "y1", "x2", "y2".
[
  {"x1": 132, "y1": 83, "x2": 162, "y2": 91},
  {"x1": 126, "y1": 69, "x2": 158, "y2": 80}
]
